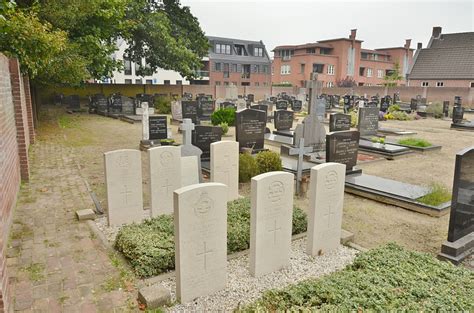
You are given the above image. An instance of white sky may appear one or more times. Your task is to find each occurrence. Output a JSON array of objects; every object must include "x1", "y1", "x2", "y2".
[{"x1": 181, "y1": 0, "x2": 473, "y2": 55}]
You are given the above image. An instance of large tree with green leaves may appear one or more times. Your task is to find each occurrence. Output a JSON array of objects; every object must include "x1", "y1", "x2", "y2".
[{"x1": 383, "y1": 62, "x2": 404, "y2": 87}]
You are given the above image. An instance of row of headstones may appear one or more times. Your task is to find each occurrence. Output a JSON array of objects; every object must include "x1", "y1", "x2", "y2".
[
  {"x1": 104, "y1": 141, "x2": 239, "y2": 226},
  {"x1": 175, "y1": 162, "x2": 347, "y2": 302}
]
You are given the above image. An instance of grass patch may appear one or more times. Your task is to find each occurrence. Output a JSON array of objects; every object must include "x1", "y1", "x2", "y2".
[
  {"x1": 242, "y1": 243, "x2": 474, "y2": 311},
  {"x1": 417, "y1": 183, "x2": 451, "y2": 206},
  {"x1": 58, "y1": 115, "x2": 79, "y2": 129},
  {"x1": 398, "y1": 137, "x2": 432, "y2": 148},
  {"x1": 115, "y1": 197, "x2": 307, "y2": 278},
  {"x1": 21, "y1": 263, "x2": 45, "y2": 282}
]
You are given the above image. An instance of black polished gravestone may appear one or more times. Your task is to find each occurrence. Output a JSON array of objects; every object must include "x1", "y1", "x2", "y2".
[
  {"x1": 343, "y1": 95, "x2": 352, "y2": 113},
  {"x1": 358, "y1": 107, "x2": 379, "y2": 137},
  {"x1": 65, "y1": 95, "x2": 80, "y2": 111},
  {"x1": 235, "y1": 108, "x2": 267, "y2": 152},
  {"x1": 291, "y1": 100, "x2": 302, "y2": 112},
  {"x1": 443, "y1": 101, "x2": 450, "y2": 118},
  {"x1": 452, "y1": 106, "x2": 464, "y2": 124},
  {"x1": 181, "y1": 100, "x2": 199, "y2": 124},
  {"x1": 439, "y1": 146, "x2": 474, "y2": 264},
  {"x1": 197, "y1": 100, "x2": 215, "y2": 121},
  {"x1": 326, "y1": 130, "x2": 360, "y2": 172},
  {"x1": 274, "y1": 110, "x2": 294, "y2": 131},
  {"x1": 380, "y1": 98, "x2": 390, "y2": 113},
  {"x1": 276, "y1": 100, "x2": 289, "y2": 110},
  {"x1": 329, "y1": 113, "x2": 351, "y2": 132},
  {"x1": 108, "y1": 94, "x2": 123, "y2": 114},
  {"x1": 250, "y1": 104, "x2": 268, "y2": 115},
  {"x1": 220, "y1": 101, "x2": 236, "y2": 110},
  {"x1": 121, "y1": 96, "x2": 135, "y2": 115},
  {"x1": 393, "y1": 93, "x2": 400, "y2": 104},
  {"x1": 149, "y1": 116, "x2": 168, "y2": 140},
  {"x1": 410, "y1": 98, "x2": 418, "y2": 111},
  {"x1": 90, "y1": 94, "x2": 107, "y2": 113},
  {"x1": 247, "y1": 94, "x2": 255, "y2": 103},
  {"x1": 192, "y1": 125, "x2": 222, "y2": 161}
]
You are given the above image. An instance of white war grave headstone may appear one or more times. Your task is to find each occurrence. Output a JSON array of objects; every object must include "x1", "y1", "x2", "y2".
[
  {"x1": 210, "y1": 141, "x2": 239, "y2": 201},
  {"x1": 180, "y1": 118, "x2": 203, "y2": 183}
]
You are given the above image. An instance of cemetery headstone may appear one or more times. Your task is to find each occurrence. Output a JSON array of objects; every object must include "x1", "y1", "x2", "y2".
[
  {"x1": 326, "y1": 131, "x2": 360, "y2": 171},
  {"x1": 294, "y1": 114, "x2": 326, "y2": 151},
  {"x1": 274, "y1": 110, "x2": 294, "y2": 131},
  {"x1": 276, "y1": 100, "x2": 288, "y2": 110},
  {"x1": 171, "y1": 100, "x2": 183, "y2": 121},
  {"x1": 250, "y1": 172, "x2": 294, "y2": 277},
  {"x1": 181, "y1": 101, "x2": 199, "y2": 124},
  {"x1": 197, "y1": 99, "x2": 215, "y2": 121},
  {"x1": 329, "y1": 113, "x2": 351, "y2": 132},
  {"x1": 142, "y1": 102, "x2": 150, "y2": 141},
  {"x1": 250, "y1": 104, "x2": 268, "y2": 116},
  {"x1": 307, "y1": 163, "x2": 346, "y2": 256},
  {"x1": 192, "y1": 126, "x2": 223, "y2": 161},
  {"x1": 210, "y1": 141, "x2": 239, "y2": 201},
  {"x1": 181, "y1": 156, "x2": 200, "y2": 187},
  {"x1": 180, "y1": 119, "x2": 203, "y2": 182},
  {"x1": 452, "y1": 106, "x2": 464, "y2": 124},
  {"x1": 410, "y1": 98, "x2": 418, "y2": 111},
  {"x1": 149, "y1": 146, "x2": 181, "y2": 216},
  {"x1": 443, "y1": 101, "x2": 450, "y2": 118},
  {"x1": 343, "y1": 95, "x2": 351, "y2": 113},
  {"x1": 235, "y1": 108, "x2": 267, "y2": 152},
  {"x1": 247, "y1": 94, "x2": 255, "y2": 104},
  {"x1": 358, "y1": 107, "x2": 379, "y2": 137},
  {"x1": 109, "y1": 94, "x2": 123, "y2": 113},
  {"x1": 182, "y1": 92, "x2": 193, "y2": 100},
  {"x1": 220, "y1": 101, "x2": 236, "y2": 110},
  {"x1": 66, "y1": 95, "x2": 81, "y2": 111},
  {"x1": 236, "y1": 99, "x2": 247, "y2": 111},
  {"x1": 174, "y1": 183, "x2": 228, "y2": 303},
  {"x1": 149, "y1": 116, "x2": 168, "y2": 140},
  {"x1": 289, "y1": 138, "x2": 313, "y2": 195},
  {"x1": 121, "y1": 96, "x2": 135, "y2": 115},
  {"x1": 291, "y1": 100, "x2": 302, "y2": 112},
  {"x1": 393, "y1": 92, "x2": 400, "y2": 104},
  {"x1": 104, "y1": 149, "x2": 143, "y2": 226}
]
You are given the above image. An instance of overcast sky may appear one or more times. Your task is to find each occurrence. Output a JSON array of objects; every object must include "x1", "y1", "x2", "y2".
[{"x1": 181, "y1": 0, "x2": 473, "y2": 55}]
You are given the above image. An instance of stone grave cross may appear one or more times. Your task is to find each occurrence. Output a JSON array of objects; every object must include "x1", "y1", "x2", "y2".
[
  {"x1": 180, "y1": 118, "x2": 195, "y2": 145},
  {"x1": 289, "y1": 138, "x2": 313, "y2": 195},
  {"x1": 142, "y1": 102, "x2": 149, "y2": 141},
  {"x1": 180, "y1": 118, "x2": 203, "y2": 183},
  {"x1": 306, "y1": 73, "x2": 323, "y2": 115}
]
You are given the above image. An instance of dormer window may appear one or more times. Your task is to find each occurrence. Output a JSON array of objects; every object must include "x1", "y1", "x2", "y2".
[
  {"x1": 216, "y1": 43, "x2": 231, "y2": 55},
  {"x1": 254, "y1": 47, "x2": 264, "y2": 57},
  {"x1": 235, "y1": 45, "x2": 247, "y2": 56}
]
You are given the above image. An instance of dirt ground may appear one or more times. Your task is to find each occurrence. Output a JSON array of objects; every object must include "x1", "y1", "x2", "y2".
[{"x1": 42, "y1": 106, "x2": 473, "y2": 256}]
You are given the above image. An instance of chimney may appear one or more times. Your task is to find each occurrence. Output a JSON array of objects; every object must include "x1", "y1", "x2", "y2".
[
  {"x1": 432, "y1": 26, "x2": 442, "y2": 38},
  {"x1": 404, "y1": 39, "x2": 411, "y2": 49},
  {"x1": 350, "y1": 29, "x2": 357, "y2": 40},
  {"x1": 417, "y1": 42, "x2": 422, "y2": 50}
]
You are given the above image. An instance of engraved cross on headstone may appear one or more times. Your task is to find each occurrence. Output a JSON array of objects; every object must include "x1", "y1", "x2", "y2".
[
  {"x1": 196, "y1": 241, "x2": 213, "y2": 271},
  {"x1": 323, "y1": 202, "x2": 336, "y2": 229},
  {"x1": 120, "y1": 185, "x2": 132, "y2": 204},
  {"x1": 180, "y1": 118, "x2": 195, "y2": 146},
  {"x1": 161, "y1": 179, "x2": 173, "y2": 196},
  {"x1": 268, "y1": 219, "x2": 281, "y2": 244},
  {"x1": 289, "y1": 138, "x2": 313, "y2": 195}
]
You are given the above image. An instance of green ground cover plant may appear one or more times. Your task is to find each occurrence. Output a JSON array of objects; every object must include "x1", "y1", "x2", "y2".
[
  {"x1": 417, "y1": 183, "x2": 451, "y2": 206},
  {"x1": 115, "y1": 198, "x2": 307, "y2": 278},
  {"x1": 211, "y1": 108, "x2": 236, "y2": 126},
  {"x1": 242, "y1": 243, "x2": 474, "y2": 311},
  {"x1": 398, "y1": 137, "x2": 433, "y2": 148},
  {"x1": 255, "y1": 150, "x2": 283, "y2": 173}
]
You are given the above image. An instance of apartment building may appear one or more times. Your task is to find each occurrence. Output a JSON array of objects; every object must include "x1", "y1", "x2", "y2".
[
  {"x1": 272, "y1": 29, "x2": 414, "y2": 88},
  {"x1": 407, "y1": 27, "x2": 474, "y2": 88}
]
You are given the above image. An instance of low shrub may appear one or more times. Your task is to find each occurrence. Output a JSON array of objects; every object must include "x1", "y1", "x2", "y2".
[
  {"x1": 426, "y1": 102, "x2": 444, "y2": 118},
  {"x1": 398, "y1": 137, "x2": 432, "y2": 148},
  {"x1": 256, "y1": 151, "x2": 283, "y2": 174},
  {"x1": 349, "y1": 110, "x2": 358, "y2": 127},
  {"x1": 243, "y1": 243, "x2": 474, "y2": 311},
  {"x1": 417, "y1": 183, "x2": 451, "y2": 206},
  {"x1": 220, "y1": 122, "x2": 229, "y2": 135},
  {"x1": 115, "y1": 198, "x2": 307, "y2": 278},
  {"x1": 211, "y1": 107, "x2": 236, "y2": 126},
  {"x1": 239, "y1": 153, "x2": 259, "y2": 183},
  {"x1": 388, "y1": 104, "x2": 401, "y2": 113},
  {"x1": 154, "y1": 97, "x2": 171, "y2": 114},
  {"x1": 384, "y1": 111, "x2": 413, "y2": 121}
]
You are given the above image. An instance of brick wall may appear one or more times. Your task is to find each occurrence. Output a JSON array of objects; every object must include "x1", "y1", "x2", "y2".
[{"x1": 0, "y1": 54, "x2": 35, "y2": 312}]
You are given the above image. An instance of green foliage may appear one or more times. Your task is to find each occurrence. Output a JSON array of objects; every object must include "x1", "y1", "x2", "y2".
[
  {"x1": 239, "y1": 153, "x2": 259, "y2": 183},
  {"x1": 426, "y1": 102, "x2": 444, "y2": 118},
  {"x1": 388, "y1": 104, "x2": 401, "y2": 113},
  {"x1": 220, "y1": 122, "x2": 229, "y2": 135},
  {"x1": 383, "y1": 62, "x2": 404, "y2": 86},
  {"x1": 384, "y1": 111, "x2": 413, "y2": 121},
  {"x1": 154, "y1": 96, "x2": 171, "y2": 114},
  {"x1": 115, "y1": 198, "x2": 307, "y2": 278},
  {"x1": 398, "y1": 137, "x2": 432, "y2": 148},
  {"x1": 371, "y1": 137, "x2": 385, "y2": 144},
  {"x1": 211, "y1": 108, "x2": 236, "y2": 126},
  {"x1": 417, "y1": 183, "x2": 451, "y2": 206},
  {"x1": 272, "y1": 82, "x2": 292, "y2": 87},
  {"x1": 349, "y1": 110, "x2": 358, "y2": 127},
  {"x1": 255, "y1": 151, "x2": 283, "y2": 174},
  {"x1": 243, "y1": 243, "x2": 474, "y2": 311}
]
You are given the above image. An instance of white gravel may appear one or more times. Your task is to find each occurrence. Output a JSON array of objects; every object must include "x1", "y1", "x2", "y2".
[
  {"x1": 94, "y1": 209, "x2": 151, "y2": 243},
  {"x1": 161, "y1": 238, "x2": 358, "y2": 312}
]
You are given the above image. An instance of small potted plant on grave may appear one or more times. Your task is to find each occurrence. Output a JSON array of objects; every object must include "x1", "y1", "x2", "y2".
[{"x1": 160, "y1": 138, "x2": 175, "y2": 146}]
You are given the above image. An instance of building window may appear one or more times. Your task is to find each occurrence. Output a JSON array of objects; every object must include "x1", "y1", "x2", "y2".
[
  {"x1": 312, "y1": 63, "x2": 324, "y2": 74},
  {"x1": 215, "y1": 81, "x2": 221, "y2": 86},
  {"x1": 232, "y1": 82, "x2": 237, "y2": 86},
  {"x1": 255, "y1": 82, "x2": 259, "y2": 86},
  {"x1": 164, "y1": 80, "x2": 170, "y2": 85},
  {"x1": 254, "y1": 47, "x2": 264, "y2": 57},
  {"x1": 359, "y1": 67, "x2": 365, "y2": 76},
  {"x1": 361, "y1": 52, "x2": 368, "y2": 60},
  {"x1": 235, "y1": 45, "x2": 246, "y2": 56},
  {"x1": 146, "y1": 79, "x2": 153, "y2": 84},
  {"x1": 223, "y1": 63, "x2": 230, "y2": 78},
  {"x1": 436, "y1": 81, "x2": 444, "y2": 87},
  {"x1": 367, "y1": 68, "x2": 373, "y2": 77},
  {"x1": 135, "y1": 79, "x2": 142, "y2": 84},
  {"x1": 124, "y1": 79, "x2": 132, "y2": 84},
  {"x1": 306, "y1": 48, "x2": 316, "y2": 54},
  {"x1": 176, "y1": 80, "x2": 182, "y2": 85},
  {"x1": 215, "y1": 62, "x2": 222, "y2": 72},
  {"x1": 470, "y1": 82, "x2": 474, "y2": 88},
  {"x1": 232, "y1": 64, "x2": 238, "y2": 72},
  {"x1": 300, "y1": 64, "x2": 305, "y2": 74},
  {"x1": 320, "y1": 48, "x2": 330, "y2": 55},
  {"x1": 280, "y1": 49, "x2": 293, "y2": 60},
  {"x1": 280, "y1": 65, "x2": 291, "y2": 75},
  {"x1": 215, "y1": 43, "x2": 231, "y2": 55},
  {"x1": 123, "y1": 55, "x2": 132, "y2": 75},
  {"x1": 253, "y1": 64, "x2": 260, "y2": 73},
  {"x1": 422, "y1": 81, "x2": 429, "y2": 87},
  {"x1": 263, "y1": 82, "x2": 268, "y2": 86},
  {"x1": 327, "y1": 82, "x2": 334, "y2": 88},
  {"x1": 377, "y1": 69, "x2": 384, "y2": 78},
  {"x1": 372, "y1": 54, "x2": 378, "y2": 61},
  {"x1": 263, "y1": 65, "x2": 268, "y2": 74},
  {"x1": 224, "y1": 81, "x2": 229, "y2": 86},
  {"x1": 135, "y1": 60, "x2": 141, "y2": 75},
  {"x1": 327, "y1": 65, "x2": 335, "y2": 75}
]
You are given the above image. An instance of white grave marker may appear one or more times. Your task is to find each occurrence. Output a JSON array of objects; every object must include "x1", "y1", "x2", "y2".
[
  {"x1": 181, "y1": 156, "x2": 200, "y2": 187},
  {"x1": 210, "y1": 141, "x2": 239, "y2": 201},
  {"x1": 142, "y1": 102, "x2": 149, "y2": 141}
]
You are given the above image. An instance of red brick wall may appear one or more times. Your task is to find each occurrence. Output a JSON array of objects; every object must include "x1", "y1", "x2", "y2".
[{"x1": 22, "y1": 76, "x2": 35, "y2": 144}]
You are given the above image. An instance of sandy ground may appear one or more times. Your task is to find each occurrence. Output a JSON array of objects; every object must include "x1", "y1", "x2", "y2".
[{"x1": 44, "y1": 107, "x2": 473, "y2": 256}]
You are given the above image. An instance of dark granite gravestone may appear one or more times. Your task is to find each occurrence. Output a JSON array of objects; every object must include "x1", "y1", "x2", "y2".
[
  {"x1": 274, "y1": 110, "x2": 294, "y2": 131},
  {"x1": 182, "y1": 92, "x2": 193, "y2": 100},
  {"x1": 380, "y1": 98, "x2": 390, "y2": 112},
  {"x1": 136, "y1": 93, "x2": 154, "y2": 105},
  {"x1": 343, "y1": 95, "x2": 351, "y2": 113},
  {"x1": 443, "y1": 101, "x2": 450, "y2": 118},
  {"x1": 90, "y1": 94, "x2": 107, "y2": 113},
  {"x1": 197, "y1": 100, "x2": 215, "y2": 120},
  {"x1": 149, "y1": 116, "x2": 168, "y2": 140},
  {"x1": 247, "y1": 94, "x2": 255, "y2": 103},
  {"x1": 65, "y1": 95, "x2": 80, "y2": 111},
  {"x1": 270, "y1": 96, "x2": 277, "y2": 103},
  {"x1": 291, "y1": 100, "x2": 302, "y2": 112},
  {"x1": 250, "y1": 104, "x2": 268, "y2": 115},
  {"x1": 333, "y1": 95, "x2": 341, "y2": 107},
  {"x1": 235, "y1": 108, "x2": 267, "y2": 152},
  {"x1": 410, "y1": 98, "x2": 418, "y2": 111},
  {"x1": 393, "y1": 93, "x2": 400, "y2": 104},
  {"x1": 329, "y1": 113, "x2": 351, "y2": 132},
  {"x1": 54, "y1": 93, "x2": 63, "y2": 106},
  {"x1": 121, "y1": 96, "x2": 135, "y2": 115},
  {"x1": 367, "y1": 101, "x2": 378, "y2": 108},
  {"x1": 192, "y1": 125, "x2": 222, "y2": 160},
  {"x1": 326, "y1": 130, "x2": 360, "y2": 171},
  {"x1": 109, "y1": 94, "x2": 123, "y2": 113},
  {"x1": 439, "y1": 146, "x2": 474, "y2": 264},
  {"x1": 314, "y1": 98, "x2": 326, "y2": 119},
  {"x1": 452, "y1": 106, "x2": 464, "y2": 124},
  {"x1": 358, "y1": 107, "x2": 379, "y2": 137},
  {"x1": 276, "y1": 100, "x2": 289, "y2": 110},
  {"x1": 181, "y1": 100, "x2": 199, "y2": 124},
  {"x1": 220, "y1": 101, "x2": 236, "y2": 110}
]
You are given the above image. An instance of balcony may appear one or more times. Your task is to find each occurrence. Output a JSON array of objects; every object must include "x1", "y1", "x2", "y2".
[
  {"x1": 282, "y1": 56, "x2": 291, "y2": 61},
  {"x1": 194, "y1": 70, "x2": 209, "y2": 79}
]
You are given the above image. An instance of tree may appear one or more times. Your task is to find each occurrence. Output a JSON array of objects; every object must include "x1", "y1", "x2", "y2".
[
  {"x1": 383, "y1": 62, "x2": 403, "y2": 87},
  {"x1": 336, "y1": 76, "x2": 357, "y2": 87}
]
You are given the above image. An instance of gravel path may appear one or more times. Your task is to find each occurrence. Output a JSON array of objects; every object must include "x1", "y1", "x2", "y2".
[{"x1": 161, "y1": 238, "x2": 358, "y2": 312}]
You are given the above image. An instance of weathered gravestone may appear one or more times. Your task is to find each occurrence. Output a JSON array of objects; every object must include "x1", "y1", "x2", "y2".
[
  {"x1": 171, "y1": 100, "x2": 183, "y2": 121},
  {"x1": 276, "y1": 100, "x2": 288, "y2": 110},
  {"x1": 247, "y1": 94, "x2": 255, "y2": 104},
  {"x1": 329, "y1": 113, "x2": 351, "y2": 132},
  {"x1": 274, "y1": 110, "x2": 294, "y2": 131},
  {"x1": 236, "y1": 99, "x2": 247, "y2": 111},
  {"x1": 182, "y1": 101, "x2": 199, "y2": 124},
  {"x1": 149, "y1": 116, "x2": 168, "y2": 140},
  {"x1": 443, "y1": 101, "x2": 450, "y2": 118},
  {"x1": 358, "y1": 107, "x2": 379, "y2": 137},
  {"x1": 181, "y1": 156, "x2": 200, "y2": 187},
  {"x1": 250, "y1": 104, "x2": 268, "y2": 116},
  {"x1": 410, "y1": 98, "x2": 418, "y2": 111},
  {"x1": 235, "y1": 109, "x2": 267, "y2": 152},
  {"x1": 121, "y1": 96, "x2": 135, "y2": 115},
  {"x1": 291, "y1": 100, "x2": 302, "y2": 112},
  {"x1": 174, "y1": 183, "x2": 228, "y2": 303},
  {"x1": 66, "y1": 95, "x2": 81, "y2": 111},
  {"x1": 180, "y1": 119, "x2": 203, "y2": 183},
  {"x1": 95, "y1": 94, "x2": 108, "y2": 113},
  {"x1": 326, "y1": 131, "x2": 360, "y2": 171},
  {"x1": 440, "y1": 146, "x2": 474, "y2": 264},
  {"x1": 192, "y1": 126, "x2": 222, "y2": 161},
  {"x1": 250, "y1": 171, "x2": 294, "y2": 277},
  {"x1": 104, "y1": 149, "x2": 143, "y2": 226},
  {"x1": 220, "y1": 101, "x2": 236, "y2": 110},
  {"x1": 294, "y1": 114, "x2": 326, "y2": 151},
  {"x1": 307, "y1": 163, "x2": 346, "y2": 256},
  {"x1": 149, "y1": 146, "x2": 181, "y2": 216},
  {"x1": 211, "y1": 141, "x2": 239, "y2": 201},
  {"x1": 197, "y1": 100, "x2": 215, "y2": 120},
  {"x1": 452, "y1": 106, "x2": 464, "y2": 124},
  {"x1": 109, "y1": 94, "x2": 123, "y2": 113},
  {"x1": 141, "y1": 102, "x2": 150, "y2": 141}
]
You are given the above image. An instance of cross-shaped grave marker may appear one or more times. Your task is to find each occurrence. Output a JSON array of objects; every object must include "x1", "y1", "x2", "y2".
[
  {"x1": 196, "y1": 241, "x2": 213, "y2": 271},
  {"x1": 180, "y1": 118, "x2": 203, "y2": 183},
  {"x1": 141, "y1": 102, "x2": 149, "y2": 141},
  {"x1": 289, "y1": 138, "x2": 313, "y2": 195},
  {"x1": 268, "y1": 219, "x2": 282, "y2": 244},
  {"x1": 180, "y1": 118, "x2": 195, "y2": 146},
  {"x1": 161, "y1": 179, "x2": 173, "y2": 196}
]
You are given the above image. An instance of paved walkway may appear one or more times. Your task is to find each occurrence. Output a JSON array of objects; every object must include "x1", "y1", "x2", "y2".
[{"x1": 8, "y1": 141, "x2": 136, "y2": 312}]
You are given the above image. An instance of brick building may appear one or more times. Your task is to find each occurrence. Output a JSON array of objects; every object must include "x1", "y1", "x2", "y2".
[
  {"x1": 272, "y1": 29, "x2": 414, "y2": 88},
  {"x1": 190, "y1": 36, "x2": 272, "y2": 87},
  {"x1": 407, "y1": 27, "x2": 474, "y2": 88}
]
